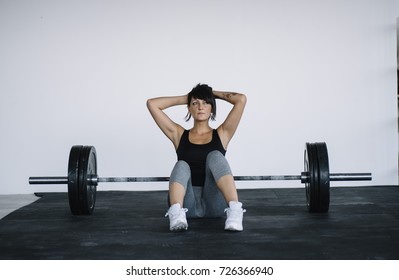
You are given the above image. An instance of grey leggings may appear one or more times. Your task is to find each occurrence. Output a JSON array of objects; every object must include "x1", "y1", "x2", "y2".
[{"x1": 169, "y1": 150, "x2": 232, "y2": 218}]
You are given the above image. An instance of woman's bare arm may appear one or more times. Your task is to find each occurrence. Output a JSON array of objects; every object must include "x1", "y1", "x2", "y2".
[
  {"x1": 146, "y1": 95, "x2": 187, "y2": 149},
  {"x1": 213, "y1": 90, "x2": 247, "y2": 149}
]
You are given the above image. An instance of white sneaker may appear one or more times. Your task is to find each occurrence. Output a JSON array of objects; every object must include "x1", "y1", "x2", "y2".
[
  {"x1": 224, "y1": 201, "x2": 246, "y2": 231},
  {"x1": 165, "y1": 203, "x2": 188, "y2": 231}
]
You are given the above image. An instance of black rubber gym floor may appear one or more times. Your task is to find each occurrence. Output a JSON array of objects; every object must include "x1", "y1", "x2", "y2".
[{"x1": 0, "y1": 187, "x2": 398, "y2": 260}]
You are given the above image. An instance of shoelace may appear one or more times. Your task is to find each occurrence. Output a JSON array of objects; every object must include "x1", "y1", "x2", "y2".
[{"x1": 165, "y1": 207, "x2": 188, "y2": 217}]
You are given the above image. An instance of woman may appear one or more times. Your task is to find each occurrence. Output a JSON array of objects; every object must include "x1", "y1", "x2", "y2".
[{"x1": 147, "y1": 84, "x2": 247, "y2": 231}]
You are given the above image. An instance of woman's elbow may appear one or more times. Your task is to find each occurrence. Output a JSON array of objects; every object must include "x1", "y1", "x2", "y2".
[
  {"x1": 146, "y1": 98, "x2": 155, "y2": 110},
  {"x1": 238, "y1": 93, "x2": 247, "y2": 105}
]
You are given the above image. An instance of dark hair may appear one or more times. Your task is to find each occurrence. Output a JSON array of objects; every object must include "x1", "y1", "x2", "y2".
[{"x1": 185, "y1": 83, "x2": 216, "y2": 121}]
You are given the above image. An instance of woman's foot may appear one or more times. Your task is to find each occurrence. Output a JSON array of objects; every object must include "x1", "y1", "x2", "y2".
[
  {"x1": 165, "y1": 203, "x2": 188, "y2": 231},
  {"x1": 224, "y1": 201, "x2": 246, "y2": 231}
]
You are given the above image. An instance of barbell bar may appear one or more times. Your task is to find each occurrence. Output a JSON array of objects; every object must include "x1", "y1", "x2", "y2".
[
  {"x1": 28, "y1": 173, "x2": 371, "y2": 185},
  {"x1": 28, "y1": 142, "x2": 372, "y2": 215}
]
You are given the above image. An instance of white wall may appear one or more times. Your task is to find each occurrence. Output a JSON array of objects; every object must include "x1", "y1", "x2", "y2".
[{"x1": 0, "y1": 0, "x2": 397, "y2": 194}]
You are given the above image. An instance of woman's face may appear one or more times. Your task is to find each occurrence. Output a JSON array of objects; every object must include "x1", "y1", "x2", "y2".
[{"x1": 188, "y1": 98, "x2": 212, "y2": 121}]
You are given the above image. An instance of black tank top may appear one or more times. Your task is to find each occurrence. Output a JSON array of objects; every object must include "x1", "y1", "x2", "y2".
[{"x1": 176, "y1": 129, "x2": 226, "y2": 186}]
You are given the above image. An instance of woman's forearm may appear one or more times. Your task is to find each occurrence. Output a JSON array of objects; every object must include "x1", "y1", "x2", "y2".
[
  {"x1": 147, "y1": 95, "x2": 188, "y2": 110},
  {"x1": 213, "y1": 90, "x2": 247, "y2": 105}
]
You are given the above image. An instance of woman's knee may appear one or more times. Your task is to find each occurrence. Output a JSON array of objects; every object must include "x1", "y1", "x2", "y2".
[
  {"x1": 206, "y1": 150, "x2": 232, "y2": 181},
  {"x1": 174, "y1": 160, "x2": 190, "y2": 172},
  {"x1": 170, "y1": 160, "x2": 191, "y2": 187},
  {"x1": 206, "y1": 150, "x2": 226, "y2": 165}
]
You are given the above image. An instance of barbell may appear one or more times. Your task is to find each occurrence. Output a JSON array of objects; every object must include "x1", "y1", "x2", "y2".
[{"x1": 29, "y1": 142, "x2": 372, "y2": 215}]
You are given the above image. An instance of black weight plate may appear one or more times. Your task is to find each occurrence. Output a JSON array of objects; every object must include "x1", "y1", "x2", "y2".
[
  {"x1": 305, "y1": 143, "x2": 318, "y2": 212},
  {"x1": 304, "y1": 143, "x2": 312, "y2": 211},
  {"x1": 304, "y1": 143, "x2": 310, "y2": 210},
  {"x1": 68, "y1": 145, "x2": 84, "y2": 215},
  {"x1": 78, "y1": 146, "x2": 97, "y2": 215},
  {"x1": 315, "y1": 142, "x2": 330, "y2": 212},
  {"x1": 311, "y1": 143, "x2": 320, "y2": 212}
]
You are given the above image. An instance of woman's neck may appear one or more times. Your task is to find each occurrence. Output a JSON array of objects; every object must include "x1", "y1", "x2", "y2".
[{"x1": 191, "y1": 121, "x2": 212, "y2": 135}]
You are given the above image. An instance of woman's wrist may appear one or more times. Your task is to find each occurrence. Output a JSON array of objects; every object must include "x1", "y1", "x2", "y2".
[
  {"x1": 213, "y1": 90, "x2": 224, "y2": 100},
  {"x1": 180, "y1": 94, "x2": 188, "y2": 105},
  {"x1": 214, "y1": 91, "x2": 239, "y2": 101}
]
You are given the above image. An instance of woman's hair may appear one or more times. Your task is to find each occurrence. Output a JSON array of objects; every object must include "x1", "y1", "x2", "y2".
[{"x1": 185, "y1": 83, "x2": 216, "y2": 121}]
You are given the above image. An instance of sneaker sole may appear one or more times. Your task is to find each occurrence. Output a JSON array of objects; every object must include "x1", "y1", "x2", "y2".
[
  {"x1": 170, "y1": 222, "x2": 188, "y2": 232},
  {"x1": 224, "y1": 224, "x2": 243, "y2": 231}
]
